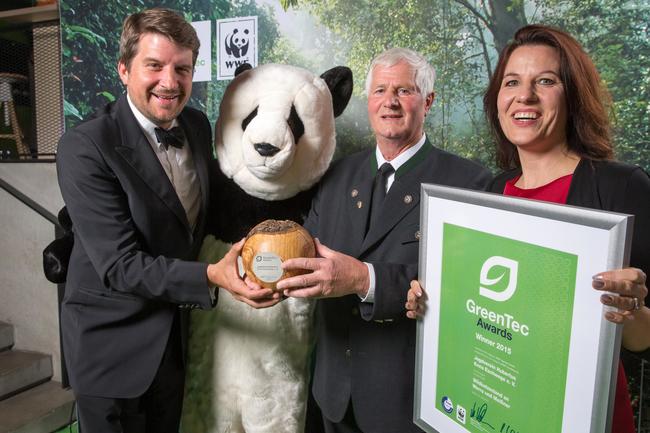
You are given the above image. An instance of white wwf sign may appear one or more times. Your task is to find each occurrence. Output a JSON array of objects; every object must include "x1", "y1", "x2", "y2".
[{"x1": 217, "y1": 16, "x2": 258, "y2": 80}]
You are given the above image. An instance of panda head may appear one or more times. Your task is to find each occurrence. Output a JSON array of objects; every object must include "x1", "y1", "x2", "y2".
[{"x1": 215, "y1": 63, "x2": 353, "y2": 200}]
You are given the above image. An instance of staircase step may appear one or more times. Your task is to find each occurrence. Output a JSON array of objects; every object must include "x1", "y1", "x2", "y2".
[
  {"x1": 0, "y1": 381, "x2": 75, "y2": 433},
  {"x1": 0, "y1": 323, "x2": 12, "y2": 352},
  {"x1": 0, "y1": 351, "x2": 52, "y2": 400}
]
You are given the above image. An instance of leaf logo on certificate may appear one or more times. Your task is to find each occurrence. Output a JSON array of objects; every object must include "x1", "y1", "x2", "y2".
[
  {"x1": 479, "y1": 256, "x2": 518, "y2": 302},
  {"x1": 435, "y1": 223, "x2": 577, "y2": 433}
]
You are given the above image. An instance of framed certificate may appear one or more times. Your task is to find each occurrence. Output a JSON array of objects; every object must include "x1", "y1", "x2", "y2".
[{"x1": 414, "y1": 184, "x2": 633, "y2": 433}]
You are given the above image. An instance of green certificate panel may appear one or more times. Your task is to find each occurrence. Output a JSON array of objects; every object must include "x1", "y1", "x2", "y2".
[{"x1": 435, "y1": 223, "x2": 577, "y2": 433}]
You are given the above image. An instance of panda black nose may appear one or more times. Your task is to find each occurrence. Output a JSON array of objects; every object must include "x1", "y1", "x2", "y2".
[{"x1": 254, "y1": 142, "x2": 280, "y2": 157}]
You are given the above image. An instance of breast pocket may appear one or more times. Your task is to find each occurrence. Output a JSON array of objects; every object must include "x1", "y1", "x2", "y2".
[
  {"x1": 395, "y1": 223, "x2": 421, "y2": 263},
  {"x1": 400, "y1": 223, "x2": 421, "y2": 245}
]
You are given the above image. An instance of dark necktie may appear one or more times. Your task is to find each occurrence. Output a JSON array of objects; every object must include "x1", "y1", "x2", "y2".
[
  {"x1": 367, "y1": 162, "x2": 394, "y2": 233},
  {"x1": 154, "y1": 126, "x2": 185, "y2": 150}
]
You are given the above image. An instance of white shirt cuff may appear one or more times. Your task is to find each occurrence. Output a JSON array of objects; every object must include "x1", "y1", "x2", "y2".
[{"x1": 359, "y1": 262, "x2": 375, "y2": 303}]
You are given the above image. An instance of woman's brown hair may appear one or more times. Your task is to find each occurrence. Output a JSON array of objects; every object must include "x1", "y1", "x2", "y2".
[{"x1": 484, "y1": 24, "x2": 613, "y2": 170}]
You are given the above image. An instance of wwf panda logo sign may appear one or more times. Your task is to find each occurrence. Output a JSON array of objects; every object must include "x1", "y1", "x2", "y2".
[
  {"x1": 225, "y1": 28, "x2": 249, "y2": 58},
  {"x1": 217, "y1": 16, "x2": 258, "y2": 80}
]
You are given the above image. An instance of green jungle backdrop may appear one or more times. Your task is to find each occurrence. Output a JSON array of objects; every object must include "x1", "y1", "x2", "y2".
[
  {"x1": 60, "y1": 0, "x2": 649, "y2": 172},
  {"x1": 59, "y1": 1, "x2": 650, "y2": 432}
]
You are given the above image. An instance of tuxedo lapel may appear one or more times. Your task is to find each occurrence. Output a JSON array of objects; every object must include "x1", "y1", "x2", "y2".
[{"x1": 112, "y1": 96, "x2": 190, "y2": 229}]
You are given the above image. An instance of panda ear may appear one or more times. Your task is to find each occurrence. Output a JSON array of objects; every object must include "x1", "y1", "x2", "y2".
[
  {"x1": 320, "y1": 66, "x2": 353, "y2": 118},
  {"x1": 234, "y1": 63, "x2": 253, "y2": 76}
]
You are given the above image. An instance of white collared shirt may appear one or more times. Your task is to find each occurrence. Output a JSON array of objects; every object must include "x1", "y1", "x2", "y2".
[
  {"x1": 375, "y1": 133, "x2": 427, "y2": 192},
  {"x1": 362, "y1": 133, "x2": 428, "y2": 303},
  {"x1": 127, "y1": 95, "x2": 201, "y2": 229}
]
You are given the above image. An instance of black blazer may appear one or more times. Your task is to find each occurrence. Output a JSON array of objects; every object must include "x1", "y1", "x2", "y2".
[
  {"x1": 489, "y1": 158, "x2": 650, "y2": 358},
  {"x1": 304, "y1": 141, "x2": 492, "y2": 433},
  {"x1": 56, "y1": 95, "x2": 214, "y2": 397}
]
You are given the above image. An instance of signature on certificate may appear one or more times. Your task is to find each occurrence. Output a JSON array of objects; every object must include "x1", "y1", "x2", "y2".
[{"x1": 470, "y1": 402, "x2": 495, "y2": 430}]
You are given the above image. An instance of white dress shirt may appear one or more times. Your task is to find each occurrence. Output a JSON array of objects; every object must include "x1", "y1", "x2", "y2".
[{"x1": 127, "y1": 95, "x2": 202, "y2": 229}]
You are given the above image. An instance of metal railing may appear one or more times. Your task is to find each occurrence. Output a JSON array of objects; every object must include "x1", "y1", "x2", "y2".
[{"x1": 0, "y1": 174, "x2": 68, "y2": 387}]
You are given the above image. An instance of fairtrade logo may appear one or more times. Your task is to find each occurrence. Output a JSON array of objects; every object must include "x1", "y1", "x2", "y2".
[
  {"x1": 479, "y1": 256, "x2": 518, "y2": 302},
  {"x1": 441, "y1": 396, "x2": 454, "y2": 414}
]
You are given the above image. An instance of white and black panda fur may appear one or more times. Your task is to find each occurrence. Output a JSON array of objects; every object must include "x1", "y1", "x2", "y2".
[
  {"x1": 184, "y1": 63, "x2": 352, "y2": 433},
  {"x1": 217, "y1": 63, "x2": 349, "y2": 201}
]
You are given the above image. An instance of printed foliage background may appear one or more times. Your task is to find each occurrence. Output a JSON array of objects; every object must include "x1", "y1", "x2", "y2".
[
  {"x1": 60, "y1": 0, "x2": 650, "y2": 431},
  {"x1": 60, "y1": 0, "x2": 649, "y2": 171}
]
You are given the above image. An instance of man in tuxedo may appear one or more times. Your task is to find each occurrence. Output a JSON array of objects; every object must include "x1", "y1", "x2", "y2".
[
  {"x1": 56, "y1": 8, "x2": 278, "y2": 433},
  {"x1": 278, "y1": 48, "x2": 492, "y2": 433}
]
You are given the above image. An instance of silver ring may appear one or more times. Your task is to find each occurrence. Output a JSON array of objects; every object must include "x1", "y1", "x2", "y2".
[{"x1": 633, "y1": 297, "x2": 641, "y2": 311}]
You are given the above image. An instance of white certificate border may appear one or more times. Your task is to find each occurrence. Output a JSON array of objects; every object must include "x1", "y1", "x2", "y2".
[{"x1": 414, "y1": 184, "x2": 632, "y2": 433}]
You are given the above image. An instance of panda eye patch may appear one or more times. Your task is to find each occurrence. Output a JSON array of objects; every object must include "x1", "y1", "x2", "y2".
[
  {"x1": 287, "y1": 105, "x2": 305, "y2": 143},
  {"x1": 242, "y1": 107, "x2": 258, "y2": 131}
]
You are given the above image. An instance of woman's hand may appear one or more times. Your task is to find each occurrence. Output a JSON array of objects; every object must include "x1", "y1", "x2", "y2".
[
  {"x1": 593, "y1": 268, "x2": 647, "y2": 323},
  {"x1": 594, "y1": 267, "x2": 650, "y2": 352},
  {"x1": 405, "y1": 280, "x2": 427, "y2": 319}
]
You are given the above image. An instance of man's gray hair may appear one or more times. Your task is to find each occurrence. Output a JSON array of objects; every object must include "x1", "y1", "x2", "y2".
[{"x1": 364, "y1": 47, "x2": 436, "y2": 97}]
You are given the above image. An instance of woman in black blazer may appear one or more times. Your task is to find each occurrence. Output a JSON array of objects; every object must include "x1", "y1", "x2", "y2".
[
  {"x1": 484, "y1": 24, "x2": 650, "y2": 358},
  {"x1": 408, "y1": 24, "x2": 650, "y2": 352},
  {"x1": 407, "y1": 24, "x2": 650, "y2": 432}
]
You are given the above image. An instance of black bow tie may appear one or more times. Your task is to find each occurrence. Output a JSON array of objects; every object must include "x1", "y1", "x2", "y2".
[{"x1": 154, "y1": 126, "x2": 185, "y2": 150}]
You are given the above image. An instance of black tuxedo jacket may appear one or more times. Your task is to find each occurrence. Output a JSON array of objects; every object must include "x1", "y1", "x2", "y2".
[
  {"x1": 490, "y1": 158, "x2": 650, "y2": 340},
  {"x1": 304, "y1": 141, "x2": 492, "y2": 432},
  {"x1": 56, "y1": 95, "x2": 214, "y2": 398}
]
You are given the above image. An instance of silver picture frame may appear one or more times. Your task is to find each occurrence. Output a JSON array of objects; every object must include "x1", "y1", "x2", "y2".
[{"x1": 414, "y1": 183, "x2": 632, "y2": 433}]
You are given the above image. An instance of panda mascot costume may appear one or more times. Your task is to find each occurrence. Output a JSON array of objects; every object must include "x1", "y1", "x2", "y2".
[
  {"x1": 182, "y1": 63, "x2": 352, "y2": 433},
  {"x1": 42, "y1": 62, "x2": 352, "y2": 433}
]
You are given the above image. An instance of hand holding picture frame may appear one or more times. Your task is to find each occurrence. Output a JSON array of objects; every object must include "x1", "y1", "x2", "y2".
[{"x1": 414, "y1": 184, "x2": 633, "y2": 433}]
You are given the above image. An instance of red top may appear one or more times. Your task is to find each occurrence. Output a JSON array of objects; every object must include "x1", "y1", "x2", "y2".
[
  {"x1": 503, "y1": 173, "x2": 636, "y2": 433},
  {"x1": 503, "y1": 173, "x2": 573, "y2": 203}
]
